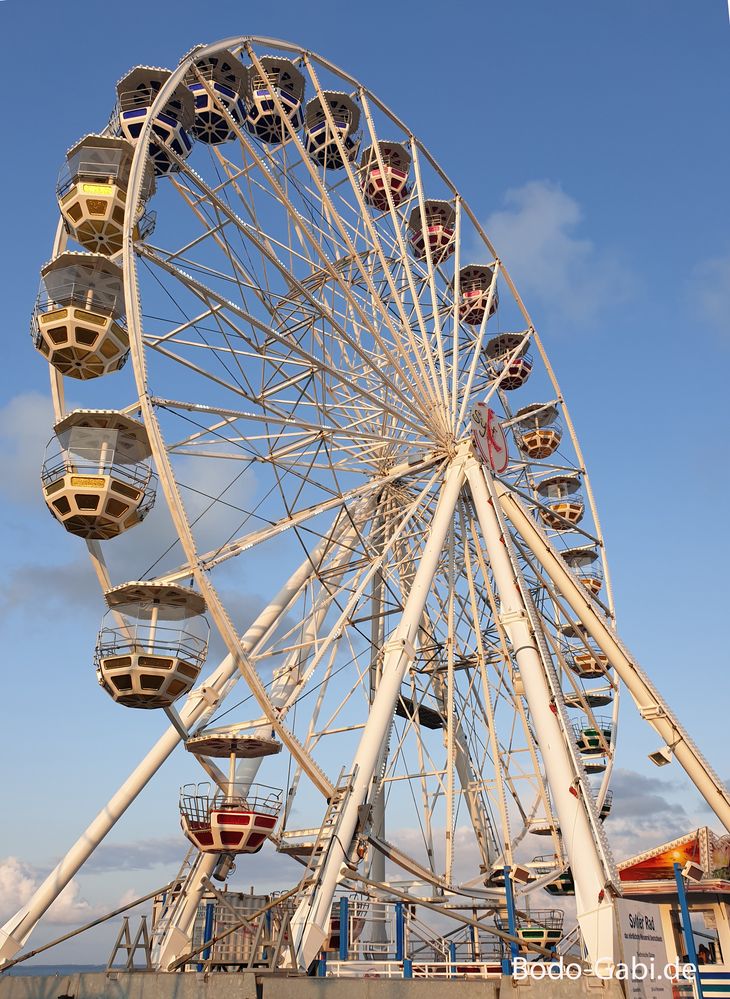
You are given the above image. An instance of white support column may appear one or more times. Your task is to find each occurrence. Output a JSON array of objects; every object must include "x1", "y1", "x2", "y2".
[
  {"x1": 288, "y1": 450, "x2": 468, "y2": 970},
  {"x1": 0, "y1": 540, "x2": 332, "y2": 966},
  {"x1": 495, "y1": 479, "x2": 730, "y2": 834},
  {"x1": 367, "y1": 503, "x2": 388, "y2": 948},
  {"x1": 465, "y1": 457, "x2": 617, "y2": 969}
]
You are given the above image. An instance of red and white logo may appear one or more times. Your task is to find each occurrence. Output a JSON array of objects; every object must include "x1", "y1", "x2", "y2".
[{"x1": 472, "y1": 403, "x2": 509, "y2": 473}]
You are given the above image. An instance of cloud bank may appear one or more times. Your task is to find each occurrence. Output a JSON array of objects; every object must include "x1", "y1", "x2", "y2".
[
  {"x1": 692, "y1": 255, "x2": 730, "y2": 336},
  {"x1": 0, "y1": 857, "x2": 99, "y2": 926},
  {"x1": 0, "y1": 392, "x2": 56, "y2": 506},
  {"x1": 485, "y1": 180, "x2": 634, "y2": 328}
]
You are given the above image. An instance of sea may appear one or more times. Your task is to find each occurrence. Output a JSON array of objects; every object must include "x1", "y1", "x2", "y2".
[{"x1": 5, "y1": 966, "x2": 104, "y2": 977}]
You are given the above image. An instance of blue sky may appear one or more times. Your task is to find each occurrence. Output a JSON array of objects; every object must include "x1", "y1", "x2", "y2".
[{"x1": 1, "y1": 0, "x2": 729, "y2": 964}]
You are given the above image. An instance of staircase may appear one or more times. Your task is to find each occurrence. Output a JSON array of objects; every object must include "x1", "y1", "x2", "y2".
[
  {"x1": 150, "y1": 846, "x2": 198, "y2": 956},
  {"x1": 305, "y1": 767, "x2": 359, "y2": 878}
]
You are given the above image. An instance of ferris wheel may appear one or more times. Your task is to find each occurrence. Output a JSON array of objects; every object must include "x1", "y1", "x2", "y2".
[{"x1": 3, "y1": 35, "x2": 729, "y2": 975}]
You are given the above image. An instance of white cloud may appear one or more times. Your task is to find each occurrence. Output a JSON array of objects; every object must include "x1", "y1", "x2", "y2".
[
  {"x1": 485, "y1": 180, "x2": 634, "y2": 328},
  {"x1": 0, "y1": 858, "x2": 36, "y2": 919},
  {"x1": 86, "y1": 838, "x2": 185, "y2": 874},
  {"x1": 603, "y1": 768, "x2": 698, "y2": 863},
  {"x1": 47, "y1": 880, "x2": 99, "y2": 925},
  {"x1": 0, "y1": 857, "x2": 100, "y2": 926},
  {"x1": 693, "y1": 255, "x2": 730, "y2": 335},
  {"x1": 0, "y1": 558, "x2": 101, "y2": 619},
  {"x1": 0, "y1": 392, "x2": 55, "y2": 505},
  {"x1": 117, "y1": 888, "x2": 142, "y2": 910}
]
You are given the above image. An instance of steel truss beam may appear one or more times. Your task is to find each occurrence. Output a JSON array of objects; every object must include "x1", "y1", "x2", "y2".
[{"x1": 495, "y1": 478, "x2": 730, "y2": 833}]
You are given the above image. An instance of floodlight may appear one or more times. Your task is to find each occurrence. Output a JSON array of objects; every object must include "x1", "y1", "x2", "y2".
[
  {"x1": 649, "y1": 745, "x2": 673, "y2": 767},
  {"x1": 511, "y1": 865, "x2": 532, "y2": 885},
  {"x1": 212, "y1": 853, "x2": 236, "y2": 882},
  {"x1": 681, "y1": 861, "x2": 705, "y2": 883}
]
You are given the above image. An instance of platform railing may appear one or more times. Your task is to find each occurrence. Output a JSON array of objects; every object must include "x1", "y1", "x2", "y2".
[
  {"x1": 325, "y1": 958, "x2": 501, "y2": 979},
  {"x1": 573, "y1": 715, "x2": 614, "y2": 738},
  {"x1": 180, "y1": 782, "x2": 283, "y2": 824},
  {"x1": 514, "y1": 415, "x2": 562, "y2": 438},
  {"x1": 34, "y1": 282, "x2": 124, "y2": 318},
  {"x1": 41, "y1": 451, "x2": 156, "y2": 500},
  {"x1": 57, "y1": 160, "x2": 125, "y2": 199},
  {"x1": 492, "y1": 350, "x2": 533, "y2": 370},
  {"x1": 539, "y1": 489, "x2": 585, "y2": 508},
  {"x1": 96, "y1": 622, "x2": 208, "y2": 669}
]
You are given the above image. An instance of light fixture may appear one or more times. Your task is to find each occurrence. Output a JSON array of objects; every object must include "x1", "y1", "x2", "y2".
[
  {"x1": 648, "y1": 745, "x2": 673, "y2": 767},
  {"x1": 511, "y1": 865, "x2": 532, "y2": 885},
  {"x1": 212, "y1": 853, "x2": 236, "y2": 882},
  {"x1": 681, "y1": 861, "x2": 705, "y2": 883}
]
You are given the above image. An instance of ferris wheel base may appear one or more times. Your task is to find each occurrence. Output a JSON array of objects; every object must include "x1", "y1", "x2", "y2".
[
  {"x1": 576, "y1": 901, "x2": 618, "y2": 973},
  {"x1": 154, "y1": 926, "x2": 193, "y2": 971},
  {"x1": 0, "y1": 970, "x2": 631, "y2": 998},
  {"x1": 0, "y1": 927, "x2": 26, "y2": 967}
]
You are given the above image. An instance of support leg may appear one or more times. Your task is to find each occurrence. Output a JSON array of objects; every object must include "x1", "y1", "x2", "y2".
[
  {"x1": 465, "y1": 457, "x2": 617, "y2": 969},
  {"x1": 367, "y1": 502, "x2": 388, "y2": 948},
  {"x1": 287, "y1": 451, "x2": 468, "y2": 970},
  {"x1": 495, "y1": 479, "x2": 730, "y2": 833}
]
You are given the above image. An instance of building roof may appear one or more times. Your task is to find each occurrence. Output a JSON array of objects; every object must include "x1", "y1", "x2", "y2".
[{"x1": 619, "y1": 827, "x2": 730, "y2": 898}]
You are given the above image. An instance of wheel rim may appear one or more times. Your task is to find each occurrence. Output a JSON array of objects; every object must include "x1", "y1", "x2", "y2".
[{"x1": 44, "y1": 35, "x2": 619, "y2": 917}]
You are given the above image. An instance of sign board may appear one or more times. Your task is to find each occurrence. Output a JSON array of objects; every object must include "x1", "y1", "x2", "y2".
[
  {"x1": 614, "y1": 898, "x2": 673, "y2": 999},
  {"x1": 471, "y1": 403, "x2": 509, "y2": 473}
]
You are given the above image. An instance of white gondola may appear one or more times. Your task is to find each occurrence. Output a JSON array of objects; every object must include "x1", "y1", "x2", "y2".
[
  {"x1": 304, "y1": 92, "x2": 360, "y2": 169},
  {"x1": 457, "y1": 264, "x2": 499, "y2": 325},
  {"x1": 186, "y1": 50, "x2": 247, "y2": 144},
  {"x1": 565, "y1": 644, "x2": 610, "y2": 679},
  {"x1": 182, "y1": 733, "x2": 283, "y2": 853},
  {"x1": 32, "y1": 253, "x2": 128, "y2": 379},
  {"x1": 496, "y1": 909, "x2": 564, "y2": 953},
  {"x1": 360, "y1": 141, "x2": 410, "y2": 211},
  {"x1": 243, "y1": 56, "x2": 305, "y2": 144},
  {"x1": 562, "y1": 543, "x2": 604, "y2": 595},
  {"x1": 57, "y1": 134, "x2": 154, "y2": 255},
  {"x1": 535, "y1": 473, "x2": 584, "y2": 530},
  {"x1": 116, "y1": 66, "x2": 195, "y2": 176},
  {"x1": 484, "y1": 332, "x2": 533, "y2": 390},
  {"x1": 41, "y1": 410, "x2": 156, "y2": 539},
  {"x1": 96, "y1": 583, "x2": 209, "y2": 708},
  {"x1": 574, "y1": 716, "x2": 613, "y2": 774},
  {"x1": 408, "y1": 200, "x2": 455, "y2": 262},
  {"x1": 513, "y1": 402, "x2": 562, "y2": 459}
]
